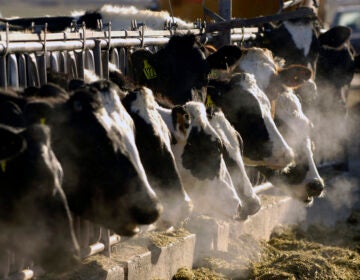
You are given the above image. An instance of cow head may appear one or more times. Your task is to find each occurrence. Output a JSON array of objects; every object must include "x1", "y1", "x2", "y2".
[
  {"x1": 25, "y1": 82, "x2": 163, "y2": 236},
  {"x1": 258, "y1": 90, "x2": 324, "y2": 204},
  {"x1": 160, "y1": 101, "x2": 243, "y2": 220},
  {"x1": 207, "y1": 72, "x2": 295, "y2": 170},
  {"x1": 130, "y1": 33, "x2": 210, "y2": 105},
  {"x1": 118, "y1": 86, "x2": 193, "y2": 228}
]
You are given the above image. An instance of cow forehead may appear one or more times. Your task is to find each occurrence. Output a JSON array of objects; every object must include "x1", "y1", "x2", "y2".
[
  {"x1": 237, "y1": 48, "x2": 277, "y2": 91},
  {"x1": 283, "y1": 20, "x2": 314, "y2": 57},
  {"x1": 184, "y1": 101, "x2": 221, "y2": 140},
  {"x1": 128, "y1": 87, "x2": 172, "y2": 150}
]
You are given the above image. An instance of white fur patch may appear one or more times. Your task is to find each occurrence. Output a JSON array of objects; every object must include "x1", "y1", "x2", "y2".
[
  {"x1": 73, "y1": 5, "x2": 193, "y2": 31},
  {"x1": 184, "y1": 101, "x2": 221, "y2": 142},
  {"x1": 209, "y1": 110, "x2": 257, "y2": 199},
  {"x1": 236, "y1": 48, "x2": 277, "y2": 91},
  {"x1": 130, "y1": 87, "x2": 172, "y2": 151},
  {"x1": 276, "y1": 89, "x2": 312, "y2": 138},
  {"x1": 96, "y1": 87, "x2": 154, "y2": 195},
  {"x1": 283, "y1": 20, "x2": 313, "y2": 57}
]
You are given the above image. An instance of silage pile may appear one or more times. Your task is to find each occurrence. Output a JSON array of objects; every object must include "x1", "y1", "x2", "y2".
[{"x1": 173, "y1": 210, "x2": 360, "y2": 280}]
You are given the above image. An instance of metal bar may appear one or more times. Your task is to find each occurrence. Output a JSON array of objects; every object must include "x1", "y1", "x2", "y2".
[
  {"x1": 254, "y1": 182, "x2": 274, "y2": 194},
  {"x1": 17, "y1": 54, "x2": 27, "y2": 88},
  {"x1": 206, "y1": 8, "x2": 317, "y2": 33},
  {"x1": 0, "y1": 55, "x2": 7, "y2": 88},
  {"x1": 94, "y1": 40, "x2": 103, "y2": 78},
  {"x1": 218, "y1": 0, "x2": 232, "y2": 45},
  {"x1": 7, "y1": 54, "x2": 18, "y2": 88}
]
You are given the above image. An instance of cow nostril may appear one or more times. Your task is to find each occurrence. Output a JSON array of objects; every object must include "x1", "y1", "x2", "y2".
[
  {"x1": 306, "y1": 179, "x2": 325, "y2": 197},
  {"x1": 130, "y1": 202, "x2": 162, "y2": 225}
]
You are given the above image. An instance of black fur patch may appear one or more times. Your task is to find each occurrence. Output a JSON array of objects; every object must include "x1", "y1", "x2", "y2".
[{"x1": 181, "y1": 127, "x2": 222, "y2": 180}]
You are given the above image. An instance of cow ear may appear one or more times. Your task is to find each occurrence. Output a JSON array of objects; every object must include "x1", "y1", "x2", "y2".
[
  {"x1": 278, "y1": 65, "x2": 312, "y2": 88},
  {"x1": 129, "y1": 49, "x2": 156, "y2": 83},
  {"x1": 354, "y1": 55, "x2": 360, "y2": 74},
  {"x1": 319, "y1": 26, "x2": 351, "y2": 48},
  {"x1": 207, "y1": 45, "x2": 242, "y2": 70},
  {"x1": 0, "y1": 126, "x2": 26, "y2": 162}
]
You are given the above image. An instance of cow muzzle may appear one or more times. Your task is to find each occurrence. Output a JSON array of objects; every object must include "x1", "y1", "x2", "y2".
[{"x1": 306, "y1": 178, "x2": 325, "y2": 198}]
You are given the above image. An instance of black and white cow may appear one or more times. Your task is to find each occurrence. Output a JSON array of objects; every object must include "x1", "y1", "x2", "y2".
[
  {"x1": 157, "y1": 101, "x2": 243, "y2": 220},
  {"x1": 220, "y1": 46, "x2": 324, "y2": 202},
  {"x1": 257, "y1": 89, "x2": 324, "y2": 203},
  {"x1": 91, "y1": 81, "x2": 193, "y2": 228},
  {"x1": 22, "y1": 84, "x2": 163, "y2": 236},
  {"x1": 0, "y1": 122, "x2": 80, "y2": 273},
  {"x1": 207, "y1": 72, "x2": 295, "y2": 170},
  {"x1": 253, "y1": 15, "x2": 360, "y2": 163}
]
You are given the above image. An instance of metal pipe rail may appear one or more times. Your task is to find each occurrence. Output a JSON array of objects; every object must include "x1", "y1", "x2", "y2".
[{"x1": 0, "y1": 28, "x2": 258, "y2": 55}]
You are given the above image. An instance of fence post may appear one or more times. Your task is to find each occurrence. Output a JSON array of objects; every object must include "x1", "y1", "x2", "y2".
[
  {"x1": 7, "y1": 54, "x2": 19, "y2": 88},
  {"x1": 218, "y1": 0, "x2": 232, "y2": 45},
  {"x1": 0, "y1": 55, "x2": 8, "y2": 89},
  {"x1": 94, "y1": 40, "x2": 103, "y2": 78},
  {"x1": 18, "y1": 54, "x2": 27, "y2": 88}
]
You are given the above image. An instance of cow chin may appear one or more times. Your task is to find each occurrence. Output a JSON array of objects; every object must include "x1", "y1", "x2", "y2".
[{"x1": 113, "y1": 223, "x2": 140, "y2": 237}]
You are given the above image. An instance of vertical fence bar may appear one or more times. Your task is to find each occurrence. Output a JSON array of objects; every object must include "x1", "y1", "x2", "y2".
[
  {"x1": 26, "y1": 53, "x2": 40, "y2": 87},
  {"x1": 17, "y1": 54, "x2": 27, "y2": 88},
  {"x1": 218, "y1": 0, "x2": 232, "y2": 45},
  {"x1": 85, "y1": 50, "x2": 95, "y2": 71},
  {"x1": 50, "y1": 52, "x2": 59, "y2": 72},
  {"x1": 59, "y1": 51, "x2": 68, "y2": 74},
  {"x1": 0, "y1": 55, "x2": 7, "y2": 88},
  {"x1": 75, "y1": 50, "x2": 85, "y2": 80},
  {"x1": 7, "y1": 54, "x2": 19, "y2": 88},
  {"x1": 94, "y1": 40, "x2": 103, "y2": 78},
  {"x1": 110, "y1": 48, "x2": 120, "y2": 69}
]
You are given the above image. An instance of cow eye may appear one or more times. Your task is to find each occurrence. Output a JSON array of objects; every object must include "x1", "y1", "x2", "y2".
[{"x1": 73, "y1": 100, "x2": 83, "y2": 112}]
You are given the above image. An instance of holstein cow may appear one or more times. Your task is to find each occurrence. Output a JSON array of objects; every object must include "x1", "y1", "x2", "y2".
[
  {"x1": 206, "y1": 72, "x2": 295, "y2": 170},
  {"x1": 0, "y1": 122, "x2": 80, "y2": 273},
  {"x1": 253, "y1": 14, "x2": 360, "y2": 162},
  {"x1": 22, "y1": 84, "x2": 163, "y2": 236},
  {"x1": 257, "y1": 90, "x2": 324, "y2": 204},
  {"x1": 207, "y1": 45, "x2": 324, "y2": 202},
  {"x1": 157, "y1": 101, "x2": 243, "y2": 221},
  {"x1": 90, "y1": 81, "x2": 193, "y2": 228},
  {"x1": 206, "y1": 106, "x2": 262, "y2": 219}
]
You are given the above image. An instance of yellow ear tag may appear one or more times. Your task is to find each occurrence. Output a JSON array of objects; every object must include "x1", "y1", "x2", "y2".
[
  {"x1": 40, "y1": 118, "x2": 46, "y2": 125},
  {"x1": 143, "y1": 59, "x2": 157, "y2": 80},
  {"x1": 206, "y1": 95, "x2": 214, "y2": 108},
  {"x1": 1, "y1": 161, "x2": 6, "y2": 173},
  {"x1": 209, "y1": 70, "x2": 218, "y2": 79}
]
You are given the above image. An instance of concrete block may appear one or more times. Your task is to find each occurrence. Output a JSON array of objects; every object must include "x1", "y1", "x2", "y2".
[
  {"x1": 109, "y1": 230, "x2": 195, "y2": 280},
  {"x1": 150, "y1": 234, "x2": 195, "y2": 279},
  {"x1": 230, "y1": 194, "x2": 305, "y2": 241},
  {"x1": 185, "y1": 215, "x2": 230, "y2": 263}
]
